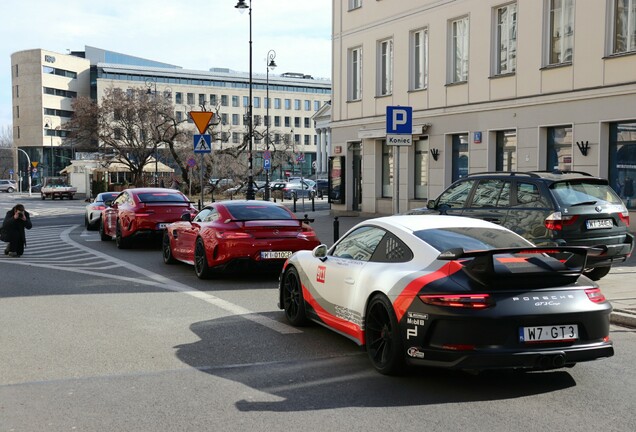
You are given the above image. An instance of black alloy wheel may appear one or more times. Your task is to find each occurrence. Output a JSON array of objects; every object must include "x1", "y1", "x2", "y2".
[
  {"x1": 84, "y1": 215, "x2": 90, "y2": 229},
  {"x1": 194, "y1": 238, "x2": 212, "y2": 279},
  {"x1": 365, "y1": 295, "x2": 405, "y2": 375},
  {"x1": 115, "y1": 221, "x2": 129, "y2": 249},
  {"x1": 162, "y1": 230, "x2": 177, "y2": 264},
  {"x1": 282, "y1": 267, "x2": 309, "y2": 326}
]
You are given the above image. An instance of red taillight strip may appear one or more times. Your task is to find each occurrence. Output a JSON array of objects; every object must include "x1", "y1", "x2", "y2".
[
  {"x1": 301, "y1": 283, "x2": 365, "y2": 344},
  {"x1": 585, "y1": 288, "x2": 607, "y2": 303},
  {"x1": 419, "y1": 294, "x2": 492, "y2": 309},
  {"x1": 393, "y1": 261, "x2": 465, "y2": 322},
  {"x1": 619, "y1": 212, "x2": 630, "y2": 227}
]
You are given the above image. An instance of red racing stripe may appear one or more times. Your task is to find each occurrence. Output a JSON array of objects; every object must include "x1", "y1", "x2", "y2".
[
  {"x1": 393, "y1": 261, "x2": 464, "y2": 321},
  {"x1": 301, "y1": 283, "x2": 365, "y2": 345}
]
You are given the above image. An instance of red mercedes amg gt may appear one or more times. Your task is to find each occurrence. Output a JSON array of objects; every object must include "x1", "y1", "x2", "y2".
[
  {"x1": 100, "y1": 188, "x2": 198, "y2": 249},
  {"x1": 162, "y1": 200, "x2": 320, "y2": 278}
]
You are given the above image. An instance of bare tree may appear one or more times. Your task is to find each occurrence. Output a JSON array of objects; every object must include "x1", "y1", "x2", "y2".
[{"x1": 0, "y1": 125, "x2": 14, "y2": 179}]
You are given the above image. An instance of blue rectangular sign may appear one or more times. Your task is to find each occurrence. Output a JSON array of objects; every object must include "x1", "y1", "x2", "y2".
[
  {"x1": 193, "y1": 134, "x2": 212, "y2": 153},
  {"x1": 386, "y1": 106, "x2": 413, "y2": 134}
]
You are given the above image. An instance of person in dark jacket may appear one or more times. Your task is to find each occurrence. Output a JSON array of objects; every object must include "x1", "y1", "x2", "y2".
[{"x1": 2, "y1": 204, "x2": 32, "y2": 257}]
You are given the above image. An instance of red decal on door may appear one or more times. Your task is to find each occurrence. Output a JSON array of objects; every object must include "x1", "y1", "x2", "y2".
[{"x1": 317, "y1": 265, "x2": 326, "y2": 283}]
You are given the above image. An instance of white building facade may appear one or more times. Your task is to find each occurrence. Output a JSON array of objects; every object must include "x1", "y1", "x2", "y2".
[
  {"x1": 11, "y1": 46, "x2": 331, "y2": 187},
  {"x1": 331, "y1": 0, "x2": 636, "y2": 214}
]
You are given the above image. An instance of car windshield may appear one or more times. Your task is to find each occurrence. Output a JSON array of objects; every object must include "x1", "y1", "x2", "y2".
[
  {"x1": 550, "y1": 180, "x2": 623, "y2": 207},
  {"x1": 137, "y1": 192, "x2": 188, "y2": 203},
  {"x1": 226, "y1": 204, "x2": 293, "y2": 220},
  {"x1": 414, "y1": 227, "x2": 532, "y2": 252}
]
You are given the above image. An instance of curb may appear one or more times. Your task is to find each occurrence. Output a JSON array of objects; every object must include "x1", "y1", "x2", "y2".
[{"x1": 610, "y1": 310, "x2": 636, "y2": 328}]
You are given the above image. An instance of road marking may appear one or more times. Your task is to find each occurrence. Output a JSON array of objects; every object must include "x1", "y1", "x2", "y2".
[{"x1": 1, "y1": 224, "x2": 300, "y2": 335}]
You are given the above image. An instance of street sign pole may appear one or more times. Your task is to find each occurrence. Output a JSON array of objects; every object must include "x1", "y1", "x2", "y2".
[
  {"x1": 189, "y1": 111, "x2": 214, "y2": 211},
  {"x1": 386, "y1": 106, "x2": 413, "y2": 215}
]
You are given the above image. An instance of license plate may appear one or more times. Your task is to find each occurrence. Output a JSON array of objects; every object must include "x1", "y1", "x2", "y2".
[
  {"x1": 157, "y1": 223, "x2": 168, "y2": 229},
  {"x1": 586, "y1": 219, "x2": 613, "y2": 229},
  {"x1": 261, "y1": 251, "x2": 292, "y2": 259},
  {"x1": 519, "y1": 324, "x2": 578, "y2": 343}
]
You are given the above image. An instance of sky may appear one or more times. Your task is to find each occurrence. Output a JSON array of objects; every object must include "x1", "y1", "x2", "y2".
[{"x1": 0, "y1": 0, "x2": 332, "y2": 132}]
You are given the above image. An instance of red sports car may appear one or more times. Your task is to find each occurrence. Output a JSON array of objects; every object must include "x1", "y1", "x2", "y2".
[
  {"x1": 100, "y1": 187, "x2": 198, "y2": 249},
  {"x1": 162, "y1": 200, "x2": 321, "y2": 278}
]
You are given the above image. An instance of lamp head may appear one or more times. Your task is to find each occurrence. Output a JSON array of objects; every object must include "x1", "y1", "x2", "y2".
[
  {"x1": 235, "y1": 0, "x2": 248, "y2": 13},
  {"x1": 268, "y1": 59, "x2": 277, "y2": 70}
]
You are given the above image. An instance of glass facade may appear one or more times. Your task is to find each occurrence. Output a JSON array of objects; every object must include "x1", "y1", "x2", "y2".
[
  {"x1": 609, "y1": 121, "x2": 636, "y2": 208},
  {"x1": 546, "y1": 126, "x2": 572, "y2": 171},
  {"x1": 452, "y1": 133, "x2": 469, "y2": 182}
]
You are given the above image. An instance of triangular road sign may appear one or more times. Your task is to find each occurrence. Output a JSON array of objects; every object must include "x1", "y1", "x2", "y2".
[{"x1": 189, "y1": 111, "x2": 214, "y2": 134}]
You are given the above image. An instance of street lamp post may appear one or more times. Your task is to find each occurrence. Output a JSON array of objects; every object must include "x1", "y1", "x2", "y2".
[
  {"x1": 264, "y1": 49, "x2": 277, "y2": 201},
  {"x1": 146, "y1": 77, "x2": 159, "y2": 187},
  {"x1": 44, "y1": 117, "x2": 54, "y2": 178},
  {"x1": 236, "y1": 0, "x2": 256, "y2": 200}
]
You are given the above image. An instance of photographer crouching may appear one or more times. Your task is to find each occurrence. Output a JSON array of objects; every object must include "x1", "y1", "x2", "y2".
[{"x1": 2, "y1": 204, "x2": 33, "y2": 258}]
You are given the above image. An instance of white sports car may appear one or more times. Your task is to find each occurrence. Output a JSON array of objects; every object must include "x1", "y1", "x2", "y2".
[{"x1": 278, "y1": 215, "x2": 613, "y2": 375}]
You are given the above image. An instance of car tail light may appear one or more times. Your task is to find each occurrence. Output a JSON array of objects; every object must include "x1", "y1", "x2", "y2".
[
  {"x1": 585, "y1": 288, "x2": 607, "y2": 303},
  {"x1": 619, "y1": 210, "x2": 630, "y2": 227},
  {"x1": 215, "y1": 231, "x2": 253, "y2": 239},
  {"x1": 419, "y1": 294, "x2": 493, "y2": 309},
  {"x1": 297, "y1": 228, "x2": 317, "y2": 241},
  {"x1": 544, "y1": 212, "x2": 578, "y2": 231},
  {"x1": 93, "y1": 205, "x2": 107, "y2": 211}
]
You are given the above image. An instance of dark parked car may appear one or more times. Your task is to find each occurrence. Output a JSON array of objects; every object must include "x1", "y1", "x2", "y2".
[
  {"x1": 281, "y1": 182, "x2": 315, "y2": 200},
  {"x1": 410, "y1": 170, "x2": 633, "y2": 280},
  {"x1": 315, "y1": 179, "x2": 329, "y2": 198}
]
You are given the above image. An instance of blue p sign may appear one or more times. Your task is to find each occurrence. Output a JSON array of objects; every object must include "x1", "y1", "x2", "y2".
[{"x1": 386, "y1": 106, "x2": 412, "y2": 134}]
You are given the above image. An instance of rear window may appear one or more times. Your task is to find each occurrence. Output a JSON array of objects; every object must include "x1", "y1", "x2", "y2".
[
  {"x1": 414, "y1": 227, "x2": 532, "y2": 252},
  {"x1": 226, "y1": 204, "x2": 293, "y2": 220},
  {"x1": 550, "y1": 180, "x2": 623, "y2": 206},
  {"x1": 137, "y1": 192, "x2": 188, "y2": 203}
]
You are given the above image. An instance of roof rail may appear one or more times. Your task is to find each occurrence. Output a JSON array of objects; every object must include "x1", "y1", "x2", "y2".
[
  {"x1": 532, "y1": 170, "x2": 592, "y2": 176},
  {"x1": 467, "y1": 171, "x2": 540, "y2": 178}
]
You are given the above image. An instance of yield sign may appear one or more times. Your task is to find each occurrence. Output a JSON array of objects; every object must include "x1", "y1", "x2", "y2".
[{"x1": 189, "y1": 111, "x2": 214, "y2": 134}]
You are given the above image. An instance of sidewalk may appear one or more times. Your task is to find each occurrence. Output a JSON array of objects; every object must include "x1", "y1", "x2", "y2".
[{"x1": 301, "y1": 209, "x2": 636, "y2": 329}]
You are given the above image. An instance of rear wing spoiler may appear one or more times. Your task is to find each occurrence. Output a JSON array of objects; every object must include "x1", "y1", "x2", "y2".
[
  {"x1": 224, "y1": 218, "x2": 303, "y2": 227},
  {"x1": 437, "y1": 246, "x2": 605, "y2": 287}
]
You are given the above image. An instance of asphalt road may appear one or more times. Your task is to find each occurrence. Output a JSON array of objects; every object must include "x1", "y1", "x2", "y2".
[{"x1": 1, "y1": 195, "x2": 635, "y2": 432}]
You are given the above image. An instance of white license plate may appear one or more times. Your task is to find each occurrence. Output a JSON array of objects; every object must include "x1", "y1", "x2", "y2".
[
  {"x1": 157, "y1": 223, "x2": 168, "y2": 229},
  {"x1": 261, "y1": 251, "x2": 292, "y2": 259},
  {"x1": 586, "y1": 219, "x2": 613, "y2": 229},
  {"x1": 519, "y1": 324, "x2": 578, "y2": 343}
]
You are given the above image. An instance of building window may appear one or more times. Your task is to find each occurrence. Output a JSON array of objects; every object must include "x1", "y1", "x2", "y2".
[
  {"x1": 232, "y1": 95, "x2": 239, "y2": 107},
  {"x1": 243, "y1": 96, "x2": 249, "y2": 107},
  {"x1": 382, "y1": 140, "x2": 393, "y2": 197},
  {"x1": 275, "y1": 98, "x2": 281, "y2": 109},
  {"x1": 232, "y1": 132, "x2": 240, "y2": 144},
  {"x1": 450, "y1": 16, "x2": 469, "y2": 83},
  {"x1": 495, "y1": 3, "x2": 517, "y2": 74},
  {"x1": 304, "y1": 135, "x2": 310, "y2": 145},
  {"x1": 210, "y1": 94, "x2": 217, "y2": 106},
  {"x1": 187, "y1": 93, "x2": 195, "y2": 105},
  {"x1": 613, "y1": 0, "x2": 636, "y2": 54},
  {"x1": 175, "y1": 92, "x2": 183, "y2": 104},
  {"x1": 452, "y1": 133, "x2": 469, "y2": 182},
  {"x1": 221, "y1": 95, "x2": 228, "y2": 106},
  {"x1": 348, "y1": 0, "x2": 361, "y2": 10},
  {"x1": 496, "y1": 130, "x2": 517, "y2": 171},
  {"x1": 294, "y1": 99, "x2": 301, "y2": 110},
  {"x1": 314, "y1": 101, "x2": 321, "y2": 110},
  {"x1": 410, "y1": 28, "x2": 428, "y2": 90},
  {"x1": 221, "y1": 113, "x2": 228, "y2": 125},
  {"x1": 254, "y1": 97, "x2": 261, "y2": 108},
  {"x1": 609, "y1": 121, "x2": 636, "y2": 208},
  {"x1": 414, "y1": 138, "x2": 429, "y2": 199},
  {"x1": 348, "y1": 47, "x2": 362, "y2": 100},
  {"x1": 294, "y1": 117, "x2": 301, "y2": 128},
  {"x1": 198, "y1": 94, "x2": 206, "y2": 106},
  {"x1": 285, "y1": 116, "x2": 291, "y2": 128},
  {"x1": 232, "y1": 114, "x2": 240, "y2": 125},
  {"x1": 275, "y1": 116, "x2": 281, "y2": 127},
  {"x1": 377, "y1": 38, "x2": 393, "y2": 96},
  {"x1": 548, "y1": 0, "x2": 574, "y2": 65},
  {"x1": 546, "y1": 125, "x2": 572, "y2": 171},
  {"x1": 304, "y1": 100, "x2": 311, "y2": 111},
  {"x1": 176, "y1": 111, "x2": 183, "y2": 122},
  {"x1": 285, "y1": 99, "x2": 291, "y2": 110},
  {"x1": 304, "y1": 118, "x2": 311, "y2": 128},
  {"x1": 265, "y1": 97, "x2": 270, "y2": 109}
]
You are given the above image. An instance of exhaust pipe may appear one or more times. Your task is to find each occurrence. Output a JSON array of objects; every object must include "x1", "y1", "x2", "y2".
[{"x1": 552, "y1": 354, "x2": 566, "y2": 367}]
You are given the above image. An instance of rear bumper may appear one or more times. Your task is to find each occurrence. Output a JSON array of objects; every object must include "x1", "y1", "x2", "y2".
[
  {"x1": 553, "y1": 233, "x2": 634, "y2": 268},
  {"x1": 406, "y1": 342, "x2": 614, "y2": 370}
]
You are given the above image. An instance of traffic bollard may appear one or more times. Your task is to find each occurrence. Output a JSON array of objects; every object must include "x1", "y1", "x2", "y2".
[
  {"x1": 311, "y1": 195, "x2": 315, "y2": 212},
  {"x1": 333, "y1": 216, "x2": 339, "y2": 243},
  {"x1": 293, "y1": 195, "x2": 297, "y2": 213}
]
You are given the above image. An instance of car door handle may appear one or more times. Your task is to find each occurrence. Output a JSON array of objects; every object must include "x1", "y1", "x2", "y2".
[{"x1": 344, "y1": 277, "x2": 355, "y2": 285}]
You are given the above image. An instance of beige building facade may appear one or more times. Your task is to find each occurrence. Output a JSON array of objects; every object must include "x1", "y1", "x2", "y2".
[{"x1": 331, "y1": 0, "x2": 636, "y2": 214}]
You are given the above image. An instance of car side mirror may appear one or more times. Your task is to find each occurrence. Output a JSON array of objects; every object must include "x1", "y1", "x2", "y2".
[
  {"x1": 426, "y1": 200, "x2": 437, "y2": 210},
  {"x1": 181, "y1": 213, "x2": 192, "y2": 222},
  {"x1": 312, "y1": 244, "x2": 328, "y2": 260}
]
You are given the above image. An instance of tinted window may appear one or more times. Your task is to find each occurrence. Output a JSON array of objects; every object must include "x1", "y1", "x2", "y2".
[
  {"x1": 332, "y1": 226, "x2": 386, "y2": 261},
  {"x1": 370, "y1": 233, "x2": 413, "y2": 263},
  {"x1": 550, "y1": 180, "x2": 623, "y2": 206},
  {"x1": 437, "y1": 179, "x2": 475, "y2": 208},
  {"x1": 99, "y1": 192, "x2": 119, "y2": 202},
  {"x1": 515, "y1": 182, "x2": 549, "y2": 207},
  {"x1": 470, "y1": 179, "x2": 510, "y2": 207},
  {"x1": 137, "y1": 192, "x2": 188, "y2": 203},
  {"x1": 225, "y1": 204, "x2": 293, "y2": 220},
  {"x1": 414, "y1": 227, "x2": 531, "y2": 252}
]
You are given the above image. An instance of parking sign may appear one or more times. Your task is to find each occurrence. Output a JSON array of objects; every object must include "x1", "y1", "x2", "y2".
[{"x1": 386, "y1": 106, "x2": 412, "y2": 134}]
